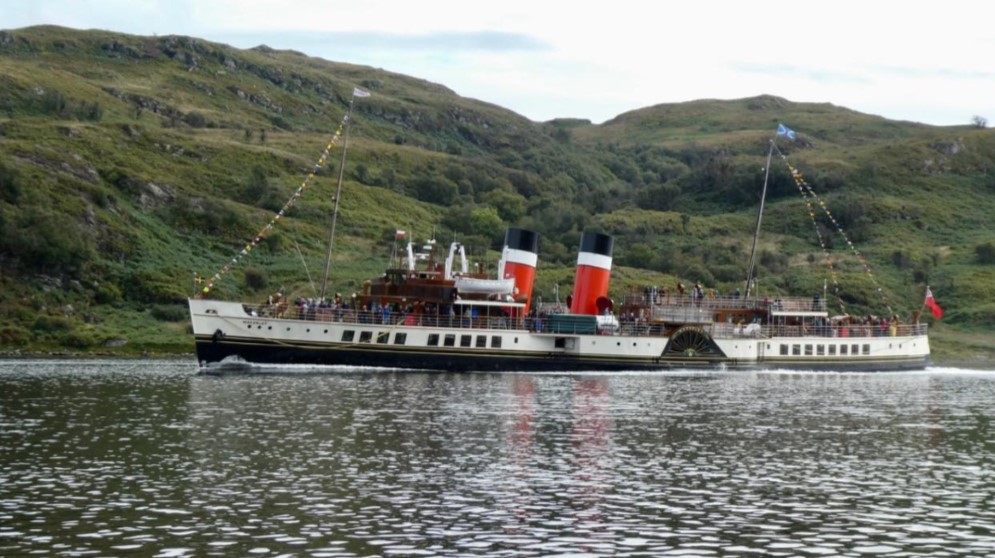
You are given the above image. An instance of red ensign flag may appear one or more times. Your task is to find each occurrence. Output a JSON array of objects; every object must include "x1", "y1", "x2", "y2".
[{"x1": 925, "y1": 287, "x2": 944, "y2": 319}]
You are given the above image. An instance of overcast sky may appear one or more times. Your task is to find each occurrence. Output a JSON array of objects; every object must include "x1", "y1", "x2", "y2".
[{"x1": 3, "y1": 0, "x2": 993, "y2": 126}]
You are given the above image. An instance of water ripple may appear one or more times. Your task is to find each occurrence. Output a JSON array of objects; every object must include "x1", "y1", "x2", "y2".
[{"x1": 1, "y1": 362, "x2": 994, "y2": 556}]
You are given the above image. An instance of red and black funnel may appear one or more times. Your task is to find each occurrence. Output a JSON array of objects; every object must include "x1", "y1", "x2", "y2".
[
  {"x1": 498, "y1": 228, "x2": 540, "y2": 312},
  {"x1": 570, "y1": 231, "x2": 614, "y2": 315}
]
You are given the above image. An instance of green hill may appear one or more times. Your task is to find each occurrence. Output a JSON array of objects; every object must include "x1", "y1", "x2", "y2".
[{"x1": 1, "y1": 25, "x2": 993, "y2": 365}]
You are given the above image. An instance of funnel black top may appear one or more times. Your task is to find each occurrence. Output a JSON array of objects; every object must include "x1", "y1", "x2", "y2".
[
  {"x1": 579, "y1": 231, "x2": 614, "y2": 257},
  {"x1": 504, "y1": 228, "x2": 540, "y2": 253}
]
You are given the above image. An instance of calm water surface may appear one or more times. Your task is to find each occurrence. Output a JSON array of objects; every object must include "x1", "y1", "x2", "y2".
[{"x1": 2, "y1": 360, "x2": 994, "y2": 557}]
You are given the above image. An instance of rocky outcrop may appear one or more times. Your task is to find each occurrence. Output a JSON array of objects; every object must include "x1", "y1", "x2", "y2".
[{"x1": 135, "y1": 181, "x2": 176, "y2": 210}]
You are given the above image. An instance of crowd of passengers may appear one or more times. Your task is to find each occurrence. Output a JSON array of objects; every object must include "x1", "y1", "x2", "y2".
[
  {"x1": 255, "y1": 290, "x2": 921, "y2": 337},
  {"x1": 258, "y1": 292, "x2": 520, "y2": 327}
]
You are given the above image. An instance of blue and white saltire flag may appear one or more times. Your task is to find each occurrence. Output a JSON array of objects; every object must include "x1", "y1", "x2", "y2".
[{"x1": 776, "y1": 123, "x2": 797, "y2": 140}]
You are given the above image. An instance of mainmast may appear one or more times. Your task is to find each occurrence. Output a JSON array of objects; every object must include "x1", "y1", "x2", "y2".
[
  {"x1": 318, "y1": 90, "x2": 366, "y2": 300},
  {"x1": 744, "y1": 139, "x2": 775, "y2": 298}
]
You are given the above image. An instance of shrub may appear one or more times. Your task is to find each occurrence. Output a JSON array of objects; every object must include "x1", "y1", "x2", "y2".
[
  {"x1": 32, "y1": 315, "x2": 75, "y2": 332},
  {"x1": 184, "y1": 111, "x2": 207, "y2": 127},
  {"x1": 151, "y1": 304, "x2": 188, "y2": 322},
  {"x1": 243, "y1": 268, "x2": 268, "y2": 291},
  {"x1": 0, "y1": 326, "x2": 28, "y2": 345},
  {"x1": 975, "y1": 242, "x2": 995, "y2": 265},
  {"x1": 125, "y1": 269, "x2": 186, "y2": 303},
  {"x1": 2, "y1": 209, "x2": 95, "y2": 275},
  {"x1": 62, "y1": 331, "x2": 96, "y2": 348},
  {"x1": 0, "y1": 161, "x2": 22, "y2": 203},
  {"x1": 94, "y1": 281, "x2": 123, "y2": 304}
]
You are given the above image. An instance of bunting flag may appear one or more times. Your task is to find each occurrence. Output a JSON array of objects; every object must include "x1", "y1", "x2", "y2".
[
  {"x1": 777, "y1": 144, "x2": 897, "y2": 319},
  {"x1": 198, "y1": 114, "x2": 349, "y2": 297},
  {"x1": 925, "y1": 287, "x2": 944, "y2": 319},
  {"x1": 776, "y1": 123, "x2": 797, "y2": 140}
]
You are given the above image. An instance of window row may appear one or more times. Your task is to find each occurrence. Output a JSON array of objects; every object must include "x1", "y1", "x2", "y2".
[
  {"x1": 339, "y1": 330, "x2": 507, "y2": 349},
  {"x1": 779, "y1": 343, "x2": 871, "y2": 356},
  {"x1": 427, "y1": 333, "x2": 504, "y2": 349}
]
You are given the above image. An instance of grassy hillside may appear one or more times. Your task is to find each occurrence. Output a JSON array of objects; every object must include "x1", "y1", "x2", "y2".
[{"x1": 1, "y1": 25, "x2": 993, "y2": 364}]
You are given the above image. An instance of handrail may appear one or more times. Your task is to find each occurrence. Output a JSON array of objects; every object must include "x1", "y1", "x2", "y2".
[{"x1": 244, "y1": 303, "x2": 929, "y2": 339}]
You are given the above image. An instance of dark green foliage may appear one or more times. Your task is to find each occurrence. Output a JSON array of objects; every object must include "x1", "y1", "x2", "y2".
[
  {"x1": 262, "y1": 233, "x2": 285, "y2": 253},
  {"x1": 976, "y1": 242, "x2": 995, "y2": 265},
  {"x1": 39, "y1": 89, "x2": 68, "y2": 115},
  {"x1": 125, "y1": 269, "x2": 186, "y2": 304},
  {"x1": 0, "y1": 325, "x2": 28, "y2": 345},
  {"x1": 75, "y1": 101, "x2": 103, "y2": 121},
  {"x1": 184, "y1": 111, "x2": 207, "y2": 127},
  {"x1": 636, "y1": 182, "x2": 681, "y2": 211},
  {"x1": 759, "y1": 250, "x2": 789, "y2": 275},
  {"x1": 94, "y1": 282, "x2": 123, "y2": 304},
  {"x1": 32, "y1": 315, "x2": 75, "y2": 332},
  {"x1": 1, "y1": 208, "x2": 94, "y2": 275},
  {"x1": 61, "y1": 330, "x2": 97, "y2": 348},
  {"x1": 161, "y1": 197, "x2": 250, "y2": 240},
  {"x1": 150, "y1": 304, "x2": 188, "y2": 321},
  {"x1": 406, "y1": 175, "x2": 458, "y2": 205},
  {"x1": 243, "y1": 268, "x2": 268, "y2": 290},
  {"x1": 0, "y1": 161, "x2": 22, "y2": 203}
]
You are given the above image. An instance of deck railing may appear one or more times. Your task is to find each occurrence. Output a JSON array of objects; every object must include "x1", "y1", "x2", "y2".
[
  {"x1": 619, "y1": 294, "x2": 829, "y2": 314},
  {"x1": 248, "y1": 304, "x2": 928, "y2": 338}
]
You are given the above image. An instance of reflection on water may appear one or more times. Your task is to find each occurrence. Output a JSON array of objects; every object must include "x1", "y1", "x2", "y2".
[{"x1": 2, "y1": 361, "x2": 995, "y2": 556}]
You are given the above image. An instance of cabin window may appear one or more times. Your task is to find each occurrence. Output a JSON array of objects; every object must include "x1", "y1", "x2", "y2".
[
  {"x1": 359, "y1": 331, "x2": 373, "y2": 343},
  {"x1": 804, "y1": 344, "x2": 813, "y2": 356},
  {"x1": 376, "y1": 332, "x2": 389, "y2": 344},
  {"x1": 460, "y1": 335, "x2": 472, "y2": 347},
  {"x1": 841, "y1": 344, "x2": 848, "y2": 355},
  {"x1": 394, "y1": 333, "x2": 407, "y2": 345},
  {"x1": 491, "y1": 336, "x2": 502, "y2": 348},
  {"x1": 476, "y1": 335, "x2": 487, "y2": 348},
  {"x1": 851, "y1": 344, "x2": 859, "y2": 355},
  {"x1": 816, "y1": 345, "x2": 825, "y2": 356},
  {"x1": 342, "y1": 330, "x2": 355, "y2": 342},
  {"x1": 829, "y1": 345, "x2": 837, "y2": 355},
  {"x1": 792, "y1": 344, "x2": 801, "y2": 356},
  {"x1": 427, "y1": 333, "x2": 440, "y2": 346},
  {"x1": 862, "y1": 344, "x2": 871, "y2": 355},
  {"x1": 780, "y1": 344, "x2": 788, "y2": 355},
  {"x1": 444, "y1": 334, "x2": 456, "y2": 347}
]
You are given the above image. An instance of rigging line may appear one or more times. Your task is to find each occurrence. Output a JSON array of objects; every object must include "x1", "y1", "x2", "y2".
[
  {"x1": 788, "y1": 161, "x2": 847, "y2": 314},
  {"x1": 771, "y1": 143, "x2": 897, "y2": 318},
  {"x1": 199, "y1": 115, "x2": 348, "y2": 297},
  {"x1": 294, "y1": 240, "x2": 317, "y2": 298}
]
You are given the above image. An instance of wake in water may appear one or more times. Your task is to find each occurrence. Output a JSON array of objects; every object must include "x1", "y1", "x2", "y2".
[
  {"x1": 199, "y1": 355, "x2": 436, "y2": 375},
  {"x1": 197, "y1": 355, "x2": 991, "y2": 377}
]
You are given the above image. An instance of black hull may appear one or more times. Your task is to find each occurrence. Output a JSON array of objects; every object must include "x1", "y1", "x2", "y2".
[{"x1": 194, "y1": 337, "x2": 931, "y2": 374}]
